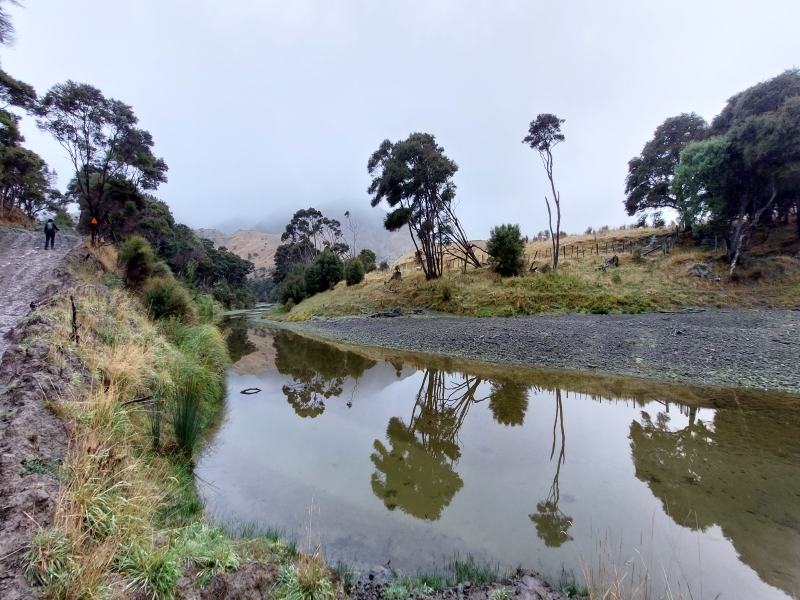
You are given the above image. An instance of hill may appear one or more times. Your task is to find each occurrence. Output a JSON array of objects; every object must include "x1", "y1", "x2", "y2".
[{"x1": 195, "y1": 228, "x2": 282, "y2": 277}]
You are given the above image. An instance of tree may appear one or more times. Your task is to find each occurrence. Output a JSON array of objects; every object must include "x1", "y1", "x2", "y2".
[
  {"x1": 344, "y1": 256, "x2": 365, "y2": 286},
  {"x1": 358, "y1": 248, "x2": 377, "y2": 273},
  {"x1": 273, "y1": 208, "x2": 348, "y2": 283},
  {"x1": 624, "y1": 113, "x2": 708, "y2": 224},
  {"x1": 368, "y1": 133, "x2": 478, "y2": 279},
  {"x1": 523, "y1": 114, "x2": 565, "y2": 271},
  {"x1": 487, "y1": 223, "x2": 525, "y2": 275},
  {"x1": 671, "y1": 70, "x2": 800, "y2": 272},
  {"x1": 0, "y1": 145, "x2": 63, "y2": 218},
  {"x1": 36, "y1": 81, "x2": 168, "y2": 236}
]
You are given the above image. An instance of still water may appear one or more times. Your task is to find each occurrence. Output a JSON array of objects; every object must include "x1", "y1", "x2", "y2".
[{"x1": 198, "y1": 319, "x2": 800, "y2": 599}]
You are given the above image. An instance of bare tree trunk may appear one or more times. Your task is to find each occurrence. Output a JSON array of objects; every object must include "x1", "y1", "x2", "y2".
[
  {"x1": 541, "y1": 149, "x2": 561, "y2": 271},
  {"x1": 729, "y1": 178, "x2": 778, "y2": 275}
]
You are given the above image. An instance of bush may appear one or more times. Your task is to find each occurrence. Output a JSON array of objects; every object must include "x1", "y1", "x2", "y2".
[
  {"x1": 118, "y1": 235, "x2": 156, "y2": 289},
  {"x1": 379, "y1": 261, "x2": 389, "y2": 272},
  {"x1": 53, "y1": 210, "x2": 73, "y2": 230},
  {"x1": 344, "y1": 257, "x2": 365, "y2": 286},
  {"x1": 358, "y1": 249, "x2": 377, "y2": 273},
  {"x1": 314, "y1": 249, "x2": 344, "y2": 290},
  {"x1": 632, "y1": 247, "x2": 644, "y2": 264},
  {"x1": 143, "y1": 278, "x2": 193, "y2": 322},
  {"x1": 304, "y1": 263, "x2": 323, "y2": 295},
  {"x1": 487, "y1": 224, "x2": 525, "y2": 275},
  {"x1": 281, "y1": 264, "x2": 308, "y2": 305}
]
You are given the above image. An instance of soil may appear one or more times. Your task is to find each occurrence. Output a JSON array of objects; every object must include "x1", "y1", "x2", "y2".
[
  {"x1": 0, "y1": 226, "x2": 85, "y2": 599},
  {"x1": 271, "y1": 308, "x2": 800, "y2": 393}
]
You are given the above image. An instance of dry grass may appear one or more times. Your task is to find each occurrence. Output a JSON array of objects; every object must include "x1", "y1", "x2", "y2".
[
  {"x1": 279, "y1": 225, "x2": 800, "y2": 319},
  {"x1": 0, "y1": 206, "x2": 33, "y2": 228}
]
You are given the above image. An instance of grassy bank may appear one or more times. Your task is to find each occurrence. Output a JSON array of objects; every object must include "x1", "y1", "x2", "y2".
[
  {"x1": 20, "y1": 258, "x2": 332, "y2": 599},
  {"x1": 276, "y1": 226, "x2": 800, "y2": 320}
]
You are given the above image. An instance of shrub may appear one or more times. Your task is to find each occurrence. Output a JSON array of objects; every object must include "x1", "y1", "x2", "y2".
[
  {"x1": 379, "y1": 261, "x2": 390, "y2": 272},
  {"x1": 344, "y1": 257, "x2": 365, "y2": 286},
  {"x1": 612, "y1": 272, "x2": 622, "y2": 284},
  {"x1": 358, "y1": 249, "x2": 377, "y2": 273},
  {"x1": 143, "y1": 279, "x2": 193, "y2": 321},
  {"x1": 314, "y1": 249, "x2": 344, "y2": 290},
  {"x1": 439, "y1": 281, "x2": 454, "y2": 302},
  {"x1": 304, "y1": 263, "x2": 323, "y2": 295},
  {"x1": 487, "y1": 223, "x2": 525, "y2": 275},
  {"x1": 118, "y1": 235, "x2": 156, "y2": 289},
  {"x1": 632, "y1": 247, "x2": 644, "y2": 264},
  {"x1": 281, "y1": 264, "x2": 308, "y2": 304}
]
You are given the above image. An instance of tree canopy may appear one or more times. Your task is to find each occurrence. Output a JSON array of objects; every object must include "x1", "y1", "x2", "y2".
[
  {"x1": 368, "y1": 132, "x2": 478, "y2": 279},
  {"x1": 36, "y1": 81, "x2": 168, "y2": 237},
  {"x1": 625, "y1": 113, "x2": 708, "y2": 220},
  {"x1": 669, "y1": 69, "x2": 800, "y2": 270}
]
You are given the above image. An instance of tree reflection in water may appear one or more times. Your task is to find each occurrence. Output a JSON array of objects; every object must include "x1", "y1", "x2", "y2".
[
  {"x1": 218, "y1": 317, "x2": 257, "y2": 363},
  {"x1": 273, "y1": 331, "x2": 377, "y2": 417},
  {"x1": 529, "y1": 388, "x2": 573, "y2": 547},
  {"x1": 370, "y1": 370, "x2": 490, "y2": 520},
  {"x1": 630, "y1": 403, "x2": 800, "y2": 598}
]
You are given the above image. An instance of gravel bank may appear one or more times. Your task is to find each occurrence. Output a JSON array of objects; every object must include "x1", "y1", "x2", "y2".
[{"x1": 270, "y1": 309, "x2": 800, "y2": 393}]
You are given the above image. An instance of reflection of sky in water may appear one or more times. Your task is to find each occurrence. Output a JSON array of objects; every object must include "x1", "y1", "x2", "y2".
[{"x1": 198, "y1": 326, "x2": 800, "y2": 600}]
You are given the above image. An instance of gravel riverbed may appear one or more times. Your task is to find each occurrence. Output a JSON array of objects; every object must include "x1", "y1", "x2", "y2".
[{"x1": 269, "y1": 308, "x2": 800, "y2": 393}]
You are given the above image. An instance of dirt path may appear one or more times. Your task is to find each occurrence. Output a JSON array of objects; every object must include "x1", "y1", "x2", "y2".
[
  {"x1": 273, "y1": 308, "x2": 800, "y2": 393},
  {"x1": 0, "y1": 226, "x2": 82, "y2": 600},
  {"x1": 0, "y1": 227, "x2": 81, "y2": 360}
]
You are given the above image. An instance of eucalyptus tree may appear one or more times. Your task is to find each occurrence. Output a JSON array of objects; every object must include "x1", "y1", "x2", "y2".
[
  {"x1": 36, "y1": 81, "x2": 168, "y2": 232},
  {"x1": 523, "y1": 114, "x2": 565, "y2": 271},
  {"x1": 367, "y1": 133, "x2": 478, "y2": 279}
]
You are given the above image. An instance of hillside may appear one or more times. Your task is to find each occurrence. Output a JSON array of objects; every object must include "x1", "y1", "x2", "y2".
[{"x1": 195, "y1": 228, "x2": 282, "y2": 276}]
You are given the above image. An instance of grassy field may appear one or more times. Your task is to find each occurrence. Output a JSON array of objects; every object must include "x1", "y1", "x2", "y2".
[{"x1": 276, "y1": 224, "x2": 800, "y2": 320}]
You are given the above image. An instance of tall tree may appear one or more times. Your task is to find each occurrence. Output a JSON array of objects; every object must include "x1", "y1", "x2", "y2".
[
  {"x1": 671, "y1": 70, "x2": 800, "y2": 272},
  {"x1": 36, "y1": 81, "x2": 167, "y2": 236},
  {"x1": 624, "y1": 113, "x2": 708, "y2": 225},
  {"x1": 523, "y1": 114, "x2": 565, "y2": 271},
  {"x1": 368, "y1": 133, "x2": 477, "y2": 279},
  {"x1": 273, "y1": 207, "x2": 348, "y2": 283}
]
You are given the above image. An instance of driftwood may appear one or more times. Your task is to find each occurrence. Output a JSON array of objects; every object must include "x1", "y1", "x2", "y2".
[
  {"x1": 240, "y1": 388, "x2": 261, "y2": 395},
  {"x1": 598, "y1": 255, "x2": 619, "y2": 273},
  {"x1": 120, "y1": 395, "x2": 154, "y2": 407}
]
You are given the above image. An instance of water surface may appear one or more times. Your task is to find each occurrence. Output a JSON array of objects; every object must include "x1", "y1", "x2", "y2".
[{"x1": 199, "y1": 319, "x2": 800, "y2": 599}]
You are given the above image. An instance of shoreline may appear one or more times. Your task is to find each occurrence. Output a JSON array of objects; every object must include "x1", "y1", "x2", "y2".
[{"x1": 262, "y1": 308, "x2": 800, "y2": 394}]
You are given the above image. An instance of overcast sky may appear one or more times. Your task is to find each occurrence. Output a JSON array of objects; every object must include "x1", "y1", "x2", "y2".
[{"x1": 4, "y1": 0, "x2": 799, "y2": 236}]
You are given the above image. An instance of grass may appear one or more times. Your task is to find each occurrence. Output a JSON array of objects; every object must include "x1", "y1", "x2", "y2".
[
  {"x1": 21, "y1": 266, "x2": 307, "y2": 599},
  {"x1": 274, "y1": 223, "x2": 800, "y2": 319}
]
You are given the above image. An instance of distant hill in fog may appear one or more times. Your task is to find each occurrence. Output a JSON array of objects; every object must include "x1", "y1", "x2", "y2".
[{"x1": 209, "y1": 198, "x2": 413, "y2": 265}]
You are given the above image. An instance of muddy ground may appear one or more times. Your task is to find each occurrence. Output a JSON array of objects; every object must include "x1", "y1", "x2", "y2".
[
  {"x1": 272, "y1": 308, "x2": 800, "y2": 393},
  {"x1": 0, "y1": 227, "x2": 84, "y2": 599}
]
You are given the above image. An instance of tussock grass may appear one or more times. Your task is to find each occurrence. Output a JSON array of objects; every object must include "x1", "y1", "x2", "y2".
[{"x1": 23, "y1": 281, "x2": 277, "y2": 598}]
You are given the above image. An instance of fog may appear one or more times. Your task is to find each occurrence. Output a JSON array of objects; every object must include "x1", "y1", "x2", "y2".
[{"x1": 4, "y1": 0, "x2": 799, "y2": 235}]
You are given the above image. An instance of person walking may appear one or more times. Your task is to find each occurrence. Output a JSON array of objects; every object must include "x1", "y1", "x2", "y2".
[{"x1": 44, "y1": 218, "x2": 59, "y2": 250}]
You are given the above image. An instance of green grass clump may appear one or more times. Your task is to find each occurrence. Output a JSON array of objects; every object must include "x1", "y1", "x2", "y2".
[
  {"x1": 489, "y1": 587, "x2": 512, "y2": 600},
  {"x1": 143, "y1": 278, "x2": 194, "y2": 322},
  {"x1": 20, "y1": 458, "x2": 61, "y2": 479},
  {"x1": 118, "y1": 543, "x2": 181, "y2": 599},
  {"x1": 278, "y1": 563, "x2": 336, "y2": 600},
  {"x1": 449, "y1": 553, "x2": 505, "y2": 585}
]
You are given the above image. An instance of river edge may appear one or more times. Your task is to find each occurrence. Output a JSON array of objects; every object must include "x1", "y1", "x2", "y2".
[{"x1": 261, "y1": 308, "x2": 800, "y2": 394}]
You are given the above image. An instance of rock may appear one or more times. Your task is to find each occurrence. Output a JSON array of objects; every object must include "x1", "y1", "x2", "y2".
[{"x1": 367, "y1": 566, "x2": 393, "y2": 586}]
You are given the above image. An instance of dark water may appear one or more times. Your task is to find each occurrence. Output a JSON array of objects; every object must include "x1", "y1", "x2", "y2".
[{"x1": 199, "y1": 319, "x2": 800, "y2": 599}]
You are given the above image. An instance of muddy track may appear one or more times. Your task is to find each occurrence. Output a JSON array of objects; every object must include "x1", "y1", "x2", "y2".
[
  {"x1": 0, "y1": 227, "x2": 81, "y2": 360},
  {"x1": 0, "y1": 226, "x2": 83, "y2": 599}
]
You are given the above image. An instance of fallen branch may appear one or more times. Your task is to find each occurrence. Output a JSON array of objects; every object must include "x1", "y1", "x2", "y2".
[{"x1": 120, "y1": 395, "x2": 154, "y2": 407}]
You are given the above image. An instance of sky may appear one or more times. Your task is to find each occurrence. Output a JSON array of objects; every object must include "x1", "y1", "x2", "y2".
[{"x1": 3, "y1": 0, "x2": 799, "y2": 237}]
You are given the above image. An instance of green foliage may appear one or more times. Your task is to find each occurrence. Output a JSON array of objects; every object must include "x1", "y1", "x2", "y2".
[
  {"x1": 314, "y1": 249, "x2": 344, "y2": 290},
  {"x1": 281, "y1": 264, "x2": 308, "y2": 305},
  {"x1": 278, "y1": 564, "x2": 336, "y2": 600},
  {"x1": 625, "y1": 113, "x2": 709, "y2": 219},
  {"x1": 118, "y1": 543, "x2": 181, "y2": 600},
  {"x1": 358, "y1": 248, "x2": 377, "y2": 272},
  {"x1": 367, "y1": 133, "x2": 459, "y2": 279},
  {"x1": 487, "y1": 223, "x2": 525, "y2": 275},
  {"x1": 488, "y1": 588, "x2": 512, "y2": 600},
  {"x1": 344, "y1": 256, "x2": 365, "y2": 286},
  {"x1": 175, "y1": 523, "x2": 241, "y2": 586},
  {"x1": 143, "y1": 278, "x2": 193, "y2": 322},
  {"x1": 25, "y1": 527, "x2": 74, "y2": 592},
  {"x1": 448, "y1": 553, "x2": 505, "y2": 585},
  {"x1": 118, "y1": 235, "x2": 156, "y2": 289},
  {"x1": 379, "y1": 260, "x2": 390, "y2": 272}
]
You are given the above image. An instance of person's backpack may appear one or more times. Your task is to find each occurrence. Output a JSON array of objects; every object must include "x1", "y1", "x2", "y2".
[{"x1": 44, "y1": 222, "x2": 55, "y2": 234}]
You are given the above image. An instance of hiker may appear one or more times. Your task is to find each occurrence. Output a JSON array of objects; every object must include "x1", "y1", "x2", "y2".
[
  {"x1": 44, "y1": 218, "x2": 59, "y2": 250},
  {"x1": 90, "y1": 216, "x2": 98, "y2": 245}
]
